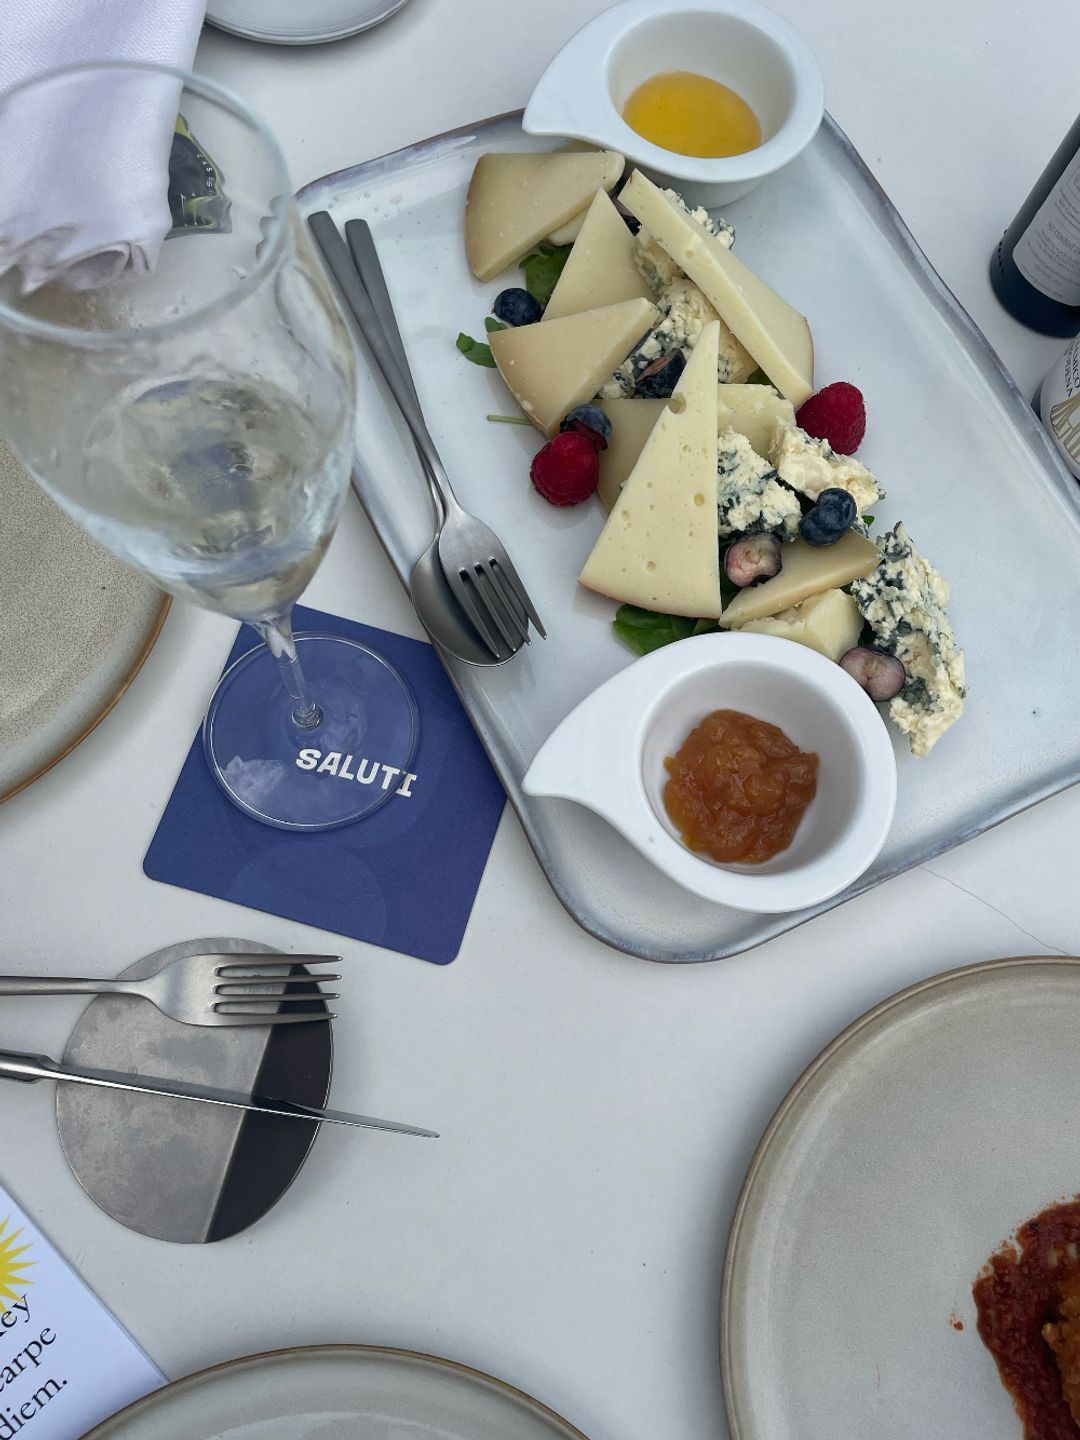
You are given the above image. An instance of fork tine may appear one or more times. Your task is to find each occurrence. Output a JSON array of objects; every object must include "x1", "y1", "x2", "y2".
[
  {"x1": 215, "y1": 979, "x2": 341, "y2": 995},
  {"x1": 483, "y1": 559, "x2": 531, "y2": 641},
  {"x1": 451, "y1": 574, "x2": 511, "y2": 660},
  {"x1": 472, "y1": 561, "x2": 525, "y2": 651},
  {"x1": 209, "y1": 1009, "x2": 336, "y2": 1026},
  {"x1": 489, "y1": 551, "x2": 546, "y2": 637},
  {"x1": 214, "y1": 958, "x2": 341, "y2": 976},
  {"x1": 214, "y1": 995, "x2": 340, "y2": 1008}
]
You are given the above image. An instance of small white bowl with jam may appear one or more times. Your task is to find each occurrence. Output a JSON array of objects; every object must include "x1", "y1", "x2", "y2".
[
  {"x1": 522, "y1": 633, "x2": 896, "y2": 914},
  {"x1": 523, "y1": 0, "x2": 824, "y2": 207}
]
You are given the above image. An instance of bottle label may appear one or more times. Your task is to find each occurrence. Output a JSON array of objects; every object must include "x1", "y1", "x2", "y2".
[
  {"x1": 1014, "y1": 148, "x2": 1080, "y2": 306},
  {"x1": 1039, "y1": 335, "x2": 1080, "y2": 478}
]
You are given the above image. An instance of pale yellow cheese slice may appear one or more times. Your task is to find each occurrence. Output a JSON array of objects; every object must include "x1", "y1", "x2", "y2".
[
  {"x1": 621, "y1": 171, "x2": 814, "y2": 405},
  {"x1": 547, "y1": 212, "x2": 586, "y2": 246},
  {"x1": 579, "y1": 322, "x2": 722, "y2": 618},
  {"x1": 547, "y1": 142, "x2": 599, "y2": 243},
  {"x1": 544, "y1": 191, "x2": 655, "y2": 323},
  {"x1": 718, "y1": 530, "x2": 879, "y2": 627},
  {"x1": 717, "y1": 384, "x2": 796, "y2": 456},
  {"x1": 465, "y1": 150, "x2": 624, "y2": 282},
  {"x1": 596, "y1": 397, "x2": 666, "y2": 510},
  {"x1": 734, "y1": 588, "x2": 863, "y2": 661},
  {"x1": 489, "y1": 298, "x2": 658, "y2": 437}
]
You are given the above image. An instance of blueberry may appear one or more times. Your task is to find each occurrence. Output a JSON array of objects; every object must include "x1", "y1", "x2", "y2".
[
  {"x1": 493, "y1": 287, "x2": 542, "y2": 327},
  {"x1": 635, "y1": 350, "x2": 685, "y2": 398},
  {"x1": 560, "y1": 404, "x2": 612, "y2": 451},
  {"x1": 799, "y1": 487, "x2": 857, "y2": 546}
]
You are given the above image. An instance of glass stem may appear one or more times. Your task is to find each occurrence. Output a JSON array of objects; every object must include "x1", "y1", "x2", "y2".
[{"x1": 255, "y1": 608, "x2": 322, "y2": 730}]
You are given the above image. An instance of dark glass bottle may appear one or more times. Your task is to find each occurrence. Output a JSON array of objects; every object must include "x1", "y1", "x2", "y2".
[{"x1": 990, "y1": 113, "x2": 1080, "y2": 336}]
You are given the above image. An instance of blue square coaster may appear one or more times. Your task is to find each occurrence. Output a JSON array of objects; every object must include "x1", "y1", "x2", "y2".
[{"x1": 144, "y1": 605, "x2": 506, "y2": 965}]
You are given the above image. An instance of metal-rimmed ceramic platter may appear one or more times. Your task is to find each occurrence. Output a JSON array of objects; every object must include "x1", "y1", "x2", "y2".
[
  {"x1": 85, "y1": 1344, "x2": 591, "y2": 1439},
  {"x1": 721, "y1": 955, "x2": 1080, "y2": 1440},
  {"x1": 205, "y1": 0, "x2": 414, "y2": 45},
  {"x1": 0, "y1": 433, "x2": 168, "y2": 803},
  {"x1": 298, "y1": 112, "x2": 1080, "y2": 963}
]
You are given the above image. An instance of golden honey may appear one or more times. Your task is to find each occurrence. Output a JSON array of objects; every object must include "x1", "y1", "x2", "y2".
[{"x1": 622, "y1": 71, "x2": 761, "y2": 159}]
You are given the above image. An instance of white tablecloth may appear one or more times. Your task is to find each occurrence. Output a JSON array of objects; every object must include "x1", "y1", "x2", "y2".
[{"x1": 3, "y1": 3, "x2": 1078, "y2": 1437}]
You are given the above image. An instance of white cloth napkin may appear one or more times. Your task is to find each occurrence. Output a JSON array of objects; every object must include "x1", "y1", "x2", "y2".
[{"x1": 0, "y1": 0, "x2": 208, "y2": 293}]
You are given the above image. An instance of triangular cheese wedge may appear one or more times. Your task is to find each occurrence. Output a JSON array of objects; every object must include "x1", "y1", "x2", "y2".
[
  {"x1": 465, "y1": 150, "x2": 624, "y2": 282},
  {"x1": 716, "y1": 383, "x2": 796, "y2": 455},
  {"x1": 579, "y1": 323, "x2": 722, "y2": 618},
  {"x1": 490, "y1": 298, "x2": 658, "y2": 437},
  {"x1": 621, "y1": 171, "x2": 814, "y2": 405},
  {"x1": 544, "y1": 191, "x2": 655, "y2": 323},
  {"x1": 596, "y1": 397, "x2": 667, "y2": 510},
  {"x1": 717, "y1": 530, "x2": 879, "y2": 627}
]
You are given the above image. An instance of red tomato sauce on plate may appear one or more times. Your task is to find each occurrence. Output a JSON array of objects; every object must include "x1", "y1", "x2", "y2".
[{"x1": 973, "y1": 1198, "x2": 1080, "y2": 1440}]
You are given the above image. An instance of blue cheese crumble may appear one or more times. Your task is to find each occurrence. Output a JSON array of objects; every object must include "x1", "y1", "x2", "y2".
[
  {"x1": 717, "y1": 428, "x2": 801, "y2": 539},
  {"x1": 602, "y1": 279, "x2": 754, "y2": 398},
  {"x1": 770, "y1": 422, "x2": 883, "y2": 514},
  {"x1": 849, "y1": 522, "x2": 966, "y2": 757}
]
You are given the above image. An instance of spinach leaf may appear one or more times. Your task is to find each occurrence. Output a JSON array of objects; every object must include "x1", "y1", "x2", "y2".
[
  {"x1": 456, "y1": 332, "x2": 496, "y2": 367},
  {"x1": 484, "y1": 317, "x2": 508, "y2": 333},
  {"x1": 613, "y1": 605, "x2": 698, "y2": 656},
  {"x1": 520, "y1": 243, "x2": 573, "y2": 306}
]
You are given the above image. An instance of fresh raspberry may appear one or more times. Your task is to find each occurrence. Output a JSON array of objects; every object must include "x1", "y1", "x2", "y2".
[
  {"x1": 529, "y1": 432, "x2": 599, "y2": 506},
  {"x1": 796, "y1": 382, "x2": 866, "y2": 454}
]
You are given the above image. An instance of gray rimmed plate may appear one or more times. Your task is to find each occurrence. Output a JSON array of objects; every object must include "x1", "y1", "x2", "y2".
[
  {"x1": 205, "y1": 0, "x2": 414, "y2": 45},
  {"x1": 0, "y1": 434, "x2": 168, "y2": 803},
  {"x1": 721, "y1": 954, "x2": 1080, "y2": 1440},
  {"x1": 85, "y1": 1345, "x2": 591, "y2": 1438}
]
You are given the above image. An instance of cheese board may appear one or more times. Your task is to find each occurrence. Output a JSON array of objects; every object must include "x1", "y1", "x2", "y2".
[{"x1": 298, "y1": 111, "x2": 1080, "y2": 963}]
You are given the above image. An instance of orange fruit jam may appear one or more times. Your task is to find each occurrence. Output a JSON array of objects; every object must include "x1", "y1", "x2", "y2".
[{"x1": 663, "y1": 709, "x2": 819, "y2": 864}]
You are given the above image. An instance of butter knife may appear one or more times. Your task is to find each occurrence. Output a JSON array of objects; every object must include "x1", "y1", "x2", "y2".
[{"x1": 0, "y1": 1049, "x2": 438, "y2": 1138}]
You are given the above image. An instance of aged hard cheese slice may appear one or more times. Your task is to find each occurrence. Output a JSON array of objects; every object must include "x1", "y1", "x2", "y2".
[
  {"x1": 544, "y1": 191, "x2": 655, "y2": 322},
  {"x1": 717, "y1": 384, "x2": 796, "y2": 456},
  {"x1": 547, "y1": 213, "x2": 586, "y2": 246},
  {"x1": 489, "y1": 298, "x2": 658, "y2": 437},
  {"x1": 597, "y1": 397, "x2": 666, "y2": 510},
  {"x1": 621, "y1": 171, "x2": 814, "y2": 405},
  {"x1": 580, "y1": 322, "x2": 722, "y2": 618},
  {"x1": 718, "y1": 530, "x2": 879, "y2": 627},
  {"x1": 734, "y1": 588, "x2": 864, "y2": 661},
  {"x1": 465, "y1": 150, "x2": 624, "y2": 282}
]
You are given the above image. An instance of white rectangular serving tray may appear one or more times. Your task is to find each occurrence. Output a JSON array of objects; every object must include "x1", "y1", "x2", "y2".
[{"x1": 298, "y1": 111, "x2": 1080, "y2": 963}]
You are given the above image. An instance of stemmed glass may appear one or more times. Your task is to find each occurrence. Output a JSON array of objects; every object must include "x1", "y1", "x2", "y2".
[{"x1": 0, "y1": 63, "x2": 418, "y2": 830}]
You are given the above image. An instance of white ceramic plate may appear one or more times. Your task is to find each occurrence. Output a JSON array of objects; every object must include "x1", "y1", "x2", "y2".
[
  {"x1": 86, "y1": 1345, "x2": 589, "y2": 1439},
  {"x1": 0, "y1": 434, "x2": 167, "y2": 803},
  {"x1": 721, "y1": 955, "x2": 1080, "y2": 1439},
  {"x1": 299, "y1": 113, "x2": 1080, "y2": 963},
  {"x1": 205, "y1": 0, "x2": 413, "y2": 45}
]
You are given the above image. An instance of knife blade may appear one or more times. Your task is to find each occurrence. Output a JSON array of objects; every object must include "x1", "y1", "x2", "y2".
[{"x1": 0, "y1": 1049, "x2": 438, "y2": 1138}]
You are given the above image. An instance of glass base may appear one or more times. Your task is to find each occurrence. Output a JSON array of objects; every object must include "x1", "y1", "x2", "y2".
[{"x1": 203, "y1": 631, "x2": 419, "y2": 831}]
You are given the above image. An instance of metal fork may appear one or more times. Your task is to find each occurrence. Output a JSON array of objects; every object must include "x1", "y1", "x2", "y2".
[
  {"x1": 0, "y1": 953, "x2": 340, "y2": 1028},
  {"x1": 307, "y1": 210, "x2": 545, "y2": 661}
]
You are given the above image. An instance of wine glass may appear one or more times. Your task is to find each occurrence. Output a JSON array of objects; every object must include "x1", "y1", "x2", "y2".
[{"x1": 0, "y1": 63, "x2": 418, "y2": 830}]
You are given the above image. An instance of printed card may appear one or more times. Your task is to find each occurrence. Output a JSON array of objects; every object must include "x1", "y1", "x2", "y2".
[{"x1": 0, "y1": 1182, "x2": 163, "y2": 1439}]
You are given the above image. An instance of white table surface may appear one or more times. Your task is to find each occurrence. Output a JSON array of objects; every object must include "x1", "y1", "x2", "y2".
[{"x1": 4, "y1": 3, "x2": 1080, "y2": 1437}]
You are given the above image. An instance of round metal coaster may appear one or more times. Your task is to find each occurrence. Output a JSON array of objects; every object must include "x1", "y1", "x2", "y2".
[{"x1": 57, "y1": 938, "x2": 332, "y2": 1244}]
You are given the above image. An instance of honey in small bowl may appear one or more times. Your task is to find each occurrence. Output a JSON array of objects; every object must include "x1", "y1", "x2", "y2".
[{"x1": 622, "y1": 70, "x2": 761, "y2": 159}]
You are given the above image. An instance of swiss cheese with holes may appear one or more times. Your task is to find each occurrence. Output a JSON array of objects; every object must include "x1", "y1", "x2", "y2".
[{"x1": 579, "y1": 322, "x2": 722, "y2": 617}]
